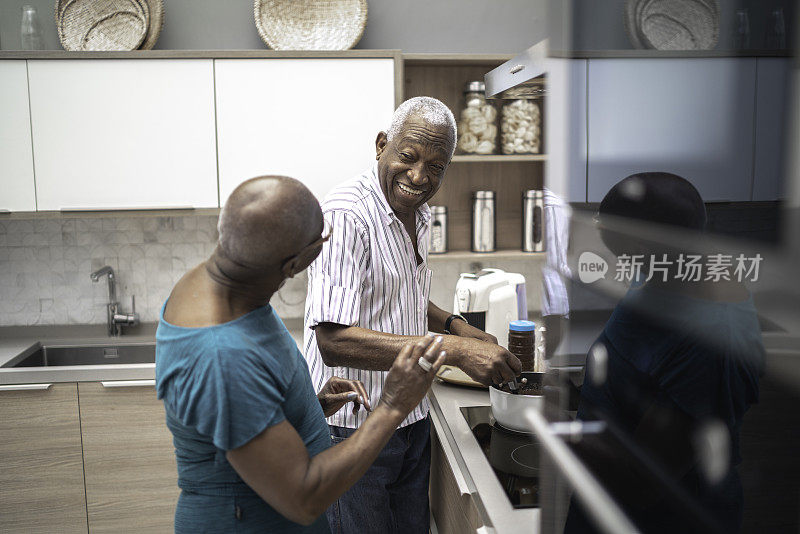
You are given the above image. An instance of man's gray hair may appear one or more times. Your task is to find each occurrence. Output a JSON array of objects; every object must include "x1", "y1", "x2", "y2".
[{"x1": 386, "y1": 97, "x2": 457, "y2": 158}]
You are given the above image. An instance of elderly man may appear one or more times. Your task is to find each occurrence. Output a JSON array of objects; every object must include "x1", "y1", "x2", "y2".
[
  {"x1": 156, "y1": 176, "x2": 448, "y2": 533},
  {"x1": 304, "y1": 97, "x2": 521, "y2": 533}
]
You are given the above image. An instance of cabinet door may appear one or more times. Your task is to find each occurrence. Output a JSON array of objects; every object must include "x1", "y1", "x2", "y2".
[
  {"x1": 0, "y1": 60, "x2": 36, "y2": 211},
  {"x1": 587, "y1": 58, "x2": 757, "y2": 202},
  {"x1": 545, "y1": 58, "x2": 588, "y2": 203},
  {"x1": 28, "y1": 60, "x2": 218, "y2": 210},
  {"x1": 753, "y1": 58, "x2": 792, "y2": 201},
  {"x1": 215, "y1": 58, "x2": 396, "y2": 204},
  {"x1": 78, "y1": 381, "x2": 178, "y2": 533},
  {"x1": 430, "y1": 416, "x2": 483, "y2": 534},
  {"x1": 0, "y1": 383, "x2": 87, "y2": 533}
]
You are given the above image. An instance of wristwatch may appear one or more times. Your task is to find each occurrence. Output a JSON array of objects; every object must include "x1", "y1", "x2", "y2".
[{"x1": 444, "y1": 314, "x2": 467, "y2": 334}]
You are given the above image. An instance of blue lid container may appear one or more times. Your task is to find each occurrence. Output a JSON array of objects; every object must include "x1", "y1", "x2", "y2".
[{"x1": 509, "y1": 320, "x2": 535, "y2": 332}]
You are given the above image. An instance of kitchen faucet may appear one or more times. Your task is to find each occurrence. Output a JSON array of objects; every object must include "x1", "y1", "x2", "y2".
[{"x1": 90, "y1": 266, "x2": 139, "y2": 337}]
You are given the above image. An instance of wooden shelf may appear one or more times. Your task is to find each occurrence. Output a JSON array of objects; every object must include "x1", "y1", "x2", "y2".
[
  {"x1": 451, "y1": 154, "x2": 546, "y2": 163},
  {"x1": 402, "y1": 53, "x2": 513, "y2": 66},
  {"x1": 427, "y1": 250, "x2": 545, "y2": 261}
]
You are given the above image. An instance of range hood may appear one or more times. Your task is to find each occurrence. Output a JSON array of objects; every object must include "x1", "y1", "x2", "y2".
[{"x1": 484, "y1": 39, "x2": 547, "y2": 99}]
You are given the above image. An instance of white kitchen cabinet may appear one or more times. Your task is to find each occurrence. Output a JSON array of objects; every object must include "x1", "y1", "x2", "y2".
[
  {"x1": 587, "y1": 58, "x2": 757, "y2": 202},
  {"x1": 0, "y1": 60, "x2": 36, "y2": 211},
  {"x1": 0, "y1": 383, "x2": 87, "y2": 533},
  {"x1": 753, "y1": 58, "x2": 792, "y2": 201},
  {"x1": 28, "y1": 59, "x2": 218, "y2": 210},
  {"x1": 545, "y1": 58, "x2": 588, "y2": 203},
  {"x1": 215, "y1": 58, "x2": 396, "y2": 204},
  {"x1": 78, "y1": 381, "x2": 178, "y2": 533}
]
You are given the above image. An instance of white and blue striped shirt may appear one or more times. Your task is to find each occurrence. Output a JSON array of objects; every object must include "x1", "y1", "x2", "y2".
[{"x1": 303, "y1": 164, "x2": 432, "y2": 429}]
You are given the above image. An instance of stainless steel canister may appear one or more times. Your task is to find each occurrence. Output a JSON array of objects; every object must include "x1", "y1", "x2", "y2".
[
  {"x1": 522, "y1": 190, "x2": 545, "y2": 252},
  {"x1": 429, "y1": 206, "x2": 448, "y2": 254},
  {"x1": 472, "y1": 191, "x2": 496, "y2": 252}
]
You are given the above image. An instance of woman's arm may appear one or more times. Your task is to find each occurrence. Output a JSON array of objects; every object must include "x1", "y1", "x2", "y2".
[{"x1": 226, "y1": 336, "x2": 446, "y2": 525}]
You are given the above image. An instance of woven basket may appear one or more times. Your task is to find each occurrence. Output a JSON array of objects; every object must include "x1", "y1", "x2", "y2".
[
  {"x1": 625, "y1": 0, "x2": 719, "y2": 50},
  {"x1": 254, "y1": 0, "x2": 367, "y2": 51},
  {"x1": 57, "y1": 0, "x2": 148, "y2": 51},
  {"x1": 139, "y1": 0, "x2": 164, "y2": 50}
]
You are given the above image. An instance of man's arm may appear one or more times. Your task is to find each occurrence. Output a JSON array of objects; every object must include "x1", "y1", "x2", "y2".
[
  {"x1": 427, "y1": 301, "x2": 450, "y2": 333},
  {"x1": 428, "y1": 300, "x2": 499, "y2": 344},
  {"x1": 315, "y1": 321, "x2": 520, "y2": 385},
  {"x1": 228, "y1": 338, "x2": 445, "y2": 525}
]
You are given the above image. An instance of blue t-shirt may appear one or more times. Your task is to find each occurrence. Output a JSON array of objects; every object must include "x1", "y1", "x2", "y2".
[{"x1": 156, "y1": 302, "x2": 332, "y2": 533}]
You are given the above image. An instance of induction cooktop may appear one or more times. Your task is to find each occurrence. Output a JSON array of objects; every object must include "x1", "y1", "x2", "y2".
[{"x1": 460, "y1": 406, "x2": 540, "y2": 509}]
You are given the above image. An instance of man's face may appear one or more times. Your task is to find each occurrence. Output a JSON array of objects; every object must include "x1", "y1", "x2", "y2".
[{"x1": 375, "y1": 116, "x2": 452, "y2": 217}]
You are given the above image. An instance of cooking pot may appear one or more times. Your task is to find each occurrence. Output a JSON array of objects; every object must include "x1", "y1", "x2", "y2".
[{"x1": 489, "y1": 372, "x2": 544, "y2": 433}]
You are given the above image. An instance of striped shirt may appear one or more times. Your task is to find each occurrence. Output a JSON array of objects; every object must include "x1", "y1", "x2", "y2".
[
  {"x1": 542, "y1": 188, "x2": 571, "y2": 317},
  {"x1": 303, "y1": 164, "x2": 432, "y2": 429}
]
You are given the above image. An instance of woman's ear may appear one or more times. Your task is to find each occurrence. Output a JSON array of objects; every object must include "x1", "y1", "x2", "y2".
[{"x1": 280, "y1": 257, "x2": 299, "y2": 279}]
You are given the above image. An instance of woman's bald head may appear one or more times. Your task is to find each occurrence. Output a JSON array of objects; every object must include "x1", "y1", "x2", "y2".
[{"x1": 217, "y1": 176, "x2": 322, "y2": 268}]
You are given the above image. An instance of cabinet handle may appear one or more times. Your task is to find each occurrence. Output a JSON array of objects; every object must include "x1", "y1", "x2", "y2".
[
  {"x1": 60, "y1": 206, "x2": 195, "y2": 212},
  {"x1": 101, "y1": 379, "x2": 155, "y2": 388},
  {"x1": 509, "y1": 64, "x2": 525, "y2": 74},
  {"x1": 0, "y1": 383, "x2": 52, "y2": 391}
]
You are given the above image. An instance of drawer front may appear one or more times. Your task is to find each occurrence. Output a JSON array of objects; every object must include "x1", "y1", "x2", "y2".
[
  {"x1": 0, "y1": 382, "x2": 87, "y2": 533},
  {"x1": 78, "y1": 381, "x2": 178, "y2": 533}
]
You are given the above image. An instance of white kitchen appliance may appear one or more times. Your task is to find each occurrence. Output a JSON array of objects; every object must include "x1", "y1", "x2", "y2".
[{"x1": 453, "y1": 268, "x2": 527, "y2": 348}]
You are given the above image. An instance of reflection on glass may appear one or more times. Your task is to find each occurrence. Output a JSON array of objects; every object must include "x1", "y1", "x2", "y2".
[
  {"x1": 565, "y1": 172, "x2": 765, "y2": 534},
  {"x1": 734, "y1": 9, "x2": 751, "y2": 50},
  {"x1": 765, "y1": 8, "x2": 787, "y2": 50}
]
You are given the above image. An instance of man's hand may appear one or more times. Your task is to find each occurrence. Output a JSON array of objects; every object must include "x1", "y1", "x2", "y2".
[
  {"x1": 317, "y1": 376, "x2": 371, "y2": 418},
  {"x1": 448, "y1": 317, "x2": 498, "y2": 345},
  {"x1": 444, "y1": 336, "x2": 521, "y2": 386}
]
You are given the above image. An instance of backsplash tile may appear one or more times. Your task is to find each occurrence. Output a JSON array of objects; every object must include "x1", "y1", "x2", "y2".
[
  {"x1": 0, "y1": 214, "x2": 220, "y2": 327},
  {"x1": 0, "y1": 214, "x2": 546, "y2": 327}
]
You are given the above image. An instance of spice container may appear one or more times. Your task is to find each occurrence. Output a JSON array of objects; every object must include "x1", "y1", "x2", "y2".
[
  {"x1": 429, "y1": 206, "x2": 447, "y2": 254},
  {"x1": 508, "y1": 320, "x2": 536, "y2": 372},
  {"x1": 457, "y1": 81, "x2": 498, "y2": 155},
  {"x1": 501, "y1": 88, "x2": 543, "y2": 154},
  {"x1": 522, "y1": 190, "x2": 545, "y2": 252},
  {"x1": 472, "y1": 191, "x2": 496, "y2": 252}
]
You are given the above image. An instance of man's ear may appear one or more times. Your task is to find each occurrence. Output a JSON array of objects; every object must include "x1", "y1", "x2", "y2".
[{"x1": 375, "y1": 131, "x2": 388, "y2": 160}]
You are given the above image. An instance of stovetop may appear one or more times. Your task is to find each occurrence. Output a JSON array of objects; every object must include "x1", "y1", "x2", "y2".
[{"x1": 460, "y1": 406, "x2": 540, "y2": 509}]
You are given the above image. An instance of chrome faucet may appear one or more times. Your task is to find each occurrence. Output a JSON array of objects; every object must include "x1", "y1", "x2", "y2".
[{"x1": 90, "y1": 266, "x2": 139, "y2": 337}]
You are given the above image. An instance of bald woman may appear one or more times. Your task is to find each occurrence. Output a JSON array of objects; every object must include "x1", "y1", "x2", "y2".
[{"x1": 155, "y1": 176, "x2": 447, "y2": 533}]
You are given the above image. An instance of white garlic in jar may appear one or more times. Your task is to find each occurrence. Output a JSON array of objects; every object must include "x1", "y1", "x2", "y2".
[{"x1": 500, "y1": 99, "x2": 542, "y2": 154}]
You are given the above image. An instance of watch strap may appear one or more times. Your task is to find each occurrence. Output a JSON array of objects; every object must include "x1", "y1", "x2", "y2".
[{"x1": 444, "y1": 314, "x2": 467, "y2": 334}]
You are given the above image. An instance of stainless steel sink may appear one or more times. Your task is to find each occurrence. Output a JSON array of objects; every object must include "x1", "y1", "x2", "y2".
[{"x1": 10, "y1": 343, "x2": 156, "y2": 367}]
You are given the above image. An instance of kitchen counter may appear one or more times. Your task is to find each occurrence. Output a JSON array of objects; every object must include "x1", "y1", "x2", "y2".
[{"x1": 428, "y1": 380, "x2": 539, "y2": 534}]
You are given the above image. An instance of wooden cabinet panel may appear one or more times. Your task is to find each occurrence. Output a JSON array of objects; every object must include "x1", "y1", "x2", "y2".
[
  {"x1": 0, "y1": 60, "x2": 36, "y2": 211},
  {"x1": 28, "y1": 59, "x2": 218, "y2": 210},
  {"x1": 215, "y1": 58, "x2": 396, "y2": 204},
  {"x1": 0, "y1": 383, "x2": 87, "y2": 534},
  {"x1": 752, "y1": 58, "x2": 793, "y2": 201},
  {"x1": 430, "y1": 426, "x2": 482, "y2": 534},
  {"x1": 587, "y1": 58, "x2": 757, "y2": 202},
  {"x1": 78, "y1": 381, "x2": 178, "y2": 533}
]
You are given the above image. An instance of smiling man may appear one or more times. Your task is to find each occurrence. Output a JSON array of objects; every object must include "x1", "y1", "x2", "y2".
[{"x1": 303, "y1": 97, "x2": 520, "y2": 533}]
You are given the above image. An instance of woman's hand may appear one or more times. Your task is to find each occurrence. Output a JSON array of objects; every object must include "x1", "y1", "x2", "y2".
[
  {"x1": 379, "y1": 335, "x2": 447, "y2": 418},
  {"x1": 317, "y1": 376, "x2": 371, "y2": 418}
]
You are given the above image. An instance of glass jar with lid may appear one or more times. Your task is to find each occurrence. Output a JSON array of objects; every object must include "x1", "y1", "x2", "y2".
[
  {"x1": 456, "y1": 81, "x2": 498, "y2": 155},
  {"x1": 500, "y1": 79, "x2": 545, "y2": 155}
]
